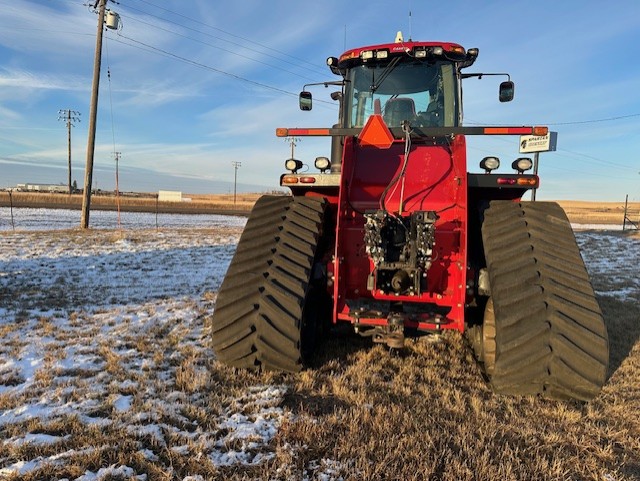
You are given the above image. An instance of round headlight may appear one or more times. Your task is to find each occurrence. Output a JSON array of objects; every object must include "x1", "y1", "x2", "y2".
[
  {"x1": 480, "y1": 156, "x2": 500, "y2": 173},
  {"x1": 314, "y1": 156, "x2": 330, "y2": 172},
  {"x1": 512, "y1": 157, "x2": 533, "y2": 173},
  {"x1": 285, "y1": 158, "x2": 303, "y2": 173}
]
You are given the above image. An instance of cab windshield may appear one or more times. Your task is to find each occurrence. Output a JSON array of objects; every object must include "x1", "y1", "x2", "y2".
[{"x1": 346, "y1": 60, "x2": 457, "y2": 129}]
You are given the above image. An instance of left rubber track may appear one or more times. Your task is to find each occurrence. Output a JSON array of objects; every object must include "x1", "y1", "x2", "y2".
[{"x1": 209, "y1": 195, "x2": 327, "y2": 372}]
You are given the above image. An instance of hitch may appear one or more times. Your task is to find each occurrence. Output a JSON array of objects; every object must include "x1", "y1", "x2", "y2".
[{"x1": 356, "y1": 313, "x2": 406, "y2": 349}]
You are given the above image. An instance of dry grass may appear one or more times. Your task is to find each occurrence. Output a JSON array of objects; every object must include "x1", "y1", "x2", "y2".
[
  {"x1": 3, "y1": 193, "x2": 638, "y2": 226},
  {"x1": 272, "y1": 295, "x2": 640, "y2": 481},
  {"x1": 0, "y1": 191, "x2": 263, "y2": 213},
  {"x1": 557, "y1": 200, "x2": 640, "y2": 226},
  {"x1": 9, "y1": 331, "x2": 630, "y2": 480}
]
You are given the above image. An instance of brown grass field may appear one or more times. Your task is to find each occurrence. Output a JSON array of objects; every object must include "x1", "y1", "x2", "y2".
[
  {"x1": 1, "y1": 192, "x2": 639, "y2": 226},
  {"x1": 556, "y1": 200, "x2": 640, "y2": 226},
  {"x1": 0, "y1": 201, "x2": 639, "y2": 480},
  {"x1": 0, "y1": 192, "x2": 262, "y2": 215}
]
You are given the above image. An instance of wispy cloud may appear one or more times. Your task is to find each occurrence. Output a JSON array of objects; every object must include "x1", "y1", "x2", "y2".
[
  {"x1": 0, "y1": 104, "x2": 23, "y2": 124},
  {"x1": 0, "y1": 1, "x2": 95, "y2": 57},
  {"x1": 0, "y1": 68, "x2": 88, "y2": 93},
  {"x1": 198, "y1": 96, "x2": 337, "y2": 138}
]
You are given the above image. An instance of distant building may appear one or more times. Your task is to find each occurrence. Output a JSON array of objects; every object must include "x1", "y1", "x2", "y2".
[
  {"x1": 15, "y1": 183, "x2": 68, "y2": 193},
  {"x1": 158, "y1": 190, "x2": 183, "y2": 202}
]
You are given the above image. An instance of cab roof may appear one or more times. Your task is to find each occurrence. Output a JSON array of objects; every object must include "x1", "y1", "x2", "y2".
[{"x1": 337, "y1": 40, "x2": 473, "y2": 68}]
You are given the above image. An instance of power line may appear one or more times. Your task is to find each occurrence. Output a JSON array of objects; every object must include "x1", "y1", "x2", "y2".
[
  {"x1": 105, "y1": 33, "x2": 122, "y2": 229},
  {"x1": 116, "y1": 6, "x2": 325, "y2": 78},
  {"x1": 113, "y1": 151, "x2": 121, "y2": 228},
  {"x1": 54, "y1": 3, "x2": 640, "y2": 128},
  {"x1": 72, "y1": 0, "x2": 337, "y2": 106},
  {"x1": 104, "y1": 34, "x2": 120, "y2": 174},
  {"x1": 466, "y1": 112, "x2": 640, "y2": 128},
  {"x1": 117, "y1": 13, "x2": 320, "y2": 82},
  {"x1": 109, "y1": 31, "x2": 337, "y2": 107},
  {"x1": 124, "y1": 0, "x2": 324, "y2": 73},
  {"x1": 73, "y1": 0, "x2": 328, "y2": 80},
  {"x1": 554, "y1": 146, "x2": 638, "y2": 171},
  {"x1": 466, "y1": 123, "x2": 638, "y2": 172},
  {"x1": 113, "y1": 32, "x2": 299, "y2": 98},
  {"x1": 545, "y1": 113, "x2": 640, "y2": 126},
  {"x1": 519, "y1": 139, "x2": 632, "y2": 171},
  {"x1": 0, "y1": 26, "x2": 93, "y2": 37},
  {"x1": 467, "y1": 143, "x2": 631, "y2": 180}
]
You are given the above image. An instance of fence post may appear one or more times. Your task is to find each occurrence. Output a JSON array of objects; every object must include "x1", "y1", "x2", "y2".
[
  {"x1": 624, "y1": 195, "x2": 628, "y2": 231},
  {"x1": 9, "y1": 190, "x2": 15, "y2": 231}
]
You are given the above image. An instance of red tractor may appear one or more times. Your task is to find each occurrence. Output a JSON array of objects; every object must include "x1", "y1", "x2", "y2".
[{"x1": 210, "y1": 35, "x2": 609, "y2": 401}]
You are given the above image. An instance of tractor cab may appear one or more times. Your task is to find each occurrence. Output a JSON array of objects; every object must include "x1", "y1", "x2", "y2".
[{"x1": 301, "y1": 34, "x2": 514, "y2": 133}]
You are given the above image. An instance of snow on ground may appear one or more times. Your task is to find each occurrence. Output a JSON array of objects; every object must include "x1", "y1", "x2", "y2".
[
  {"x1": 0, "y1": 207, "x2": 637, "y2": 480},
  {"x1": 0, "y1": 206, "x2": 247, "y2": 231},
  {"x1": 576, "y1": 230, "x2": 640, "y2": 302},
  {"x1": 0, "y1": 208, "x2": 351, "y2": 480},
  {"x1": 571, "y1": 223, "x2": 624, "y2": 231}
]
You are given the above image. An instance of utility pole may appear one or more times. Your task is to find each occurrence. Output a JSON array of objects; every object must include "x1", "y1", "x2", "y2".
[
  {"x1": 58, "y1": 109, "x2": 80, "y2": 195},
  {"x1": 113, "y1": 151, "x2": 121, "y2": 228},
  {"x1": 232, "y1": 161, "x2": 242, "y2": 206},
  {"x1": 286, "y1": 136, "x2": 301, "y2": 159},
  {"x1": 531, "y1": 152, "x2": 540, "y2": 201},
  {"x1": 81, "y1": 0, "x2": 108, "y2": 229}
]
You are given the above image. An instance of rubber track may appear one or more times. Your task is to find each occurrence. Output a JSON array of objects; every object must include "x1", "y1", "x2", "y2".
[
  {"x1": 209, "y1": 195, "x2": 327, "y2": 372},
  {"x1": 482, "y1": 201, "x2": 609, "y2": 401}
]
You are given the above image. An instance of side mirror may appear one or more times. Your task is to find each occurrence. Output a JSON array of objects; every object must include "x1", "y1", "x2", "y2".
[
  {"x1": 499, "y1": 81, "x2": 514, "y2": 102},
  {"x1": 299, "y1": 91, "x2": 312, "y2": 111}
]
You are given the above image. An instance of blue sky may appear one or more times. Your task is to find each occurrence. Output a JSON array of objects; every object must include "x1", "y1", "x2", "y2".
[{"x1": 0, "y1": 0, "x2": 639, "y2": 201}]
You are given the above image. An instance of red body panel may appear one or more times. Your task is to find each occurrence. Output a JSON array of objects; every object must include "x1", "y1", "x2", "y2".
[{"x1": 331, "y1": 136, "x2": 468, "y2": 332}]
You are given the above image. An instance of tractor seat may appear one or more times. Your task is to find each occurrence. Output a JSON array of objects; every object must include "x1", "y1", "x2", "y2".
[{"x1": 383, "y1": 98, "x2": 416, "y2": 127}]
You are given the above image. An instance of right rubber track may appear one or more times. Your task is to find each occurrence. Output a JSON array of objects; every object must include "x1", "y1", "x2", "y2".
[
  {"x1": 209, "y1": 195, "x2": 327, "y2": 372},
  {"x1": 482, "y1": 201, "x2": 609, "y2": 401}
]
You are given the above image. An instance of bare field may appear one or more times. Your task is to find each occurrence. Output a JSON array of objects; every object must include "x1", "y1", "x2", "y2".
[
  {"x1": 0, "y1": 216, "x2": 639, "y2": 480},
  {"x1": 2, "y1": 193, "x2": 638, "y2": 226},
  {"x1": 0, "y1": 192, "x2": 262, "y2": 214},
  {"x1": 557, "y1": 200, "x2": 640, "y2": 226}
]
